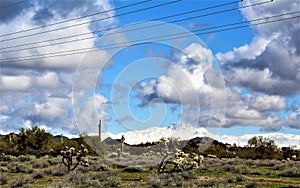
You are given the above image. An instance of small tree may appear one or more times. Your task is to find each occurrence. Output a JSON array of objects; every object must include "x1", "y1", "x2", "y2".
[
  {"x1": 247, "y1": 136, "x2": 279, "y2": 159},
  {"x1": 61, "y1": 144, "x2": 89, "y2": 172},
  {"x1": 15, "y1": 126, "x2": 52, "y2": 155}
]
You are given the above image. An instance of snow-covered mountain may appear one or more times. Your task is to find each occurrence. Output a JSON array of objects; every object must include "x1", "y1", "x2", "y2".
[
  {"x1": 105, "y1": 123, "x2": 300, "y2": 148},
  {"x1": 107, "y1": 123, "x2": 213, "y2": 145}
]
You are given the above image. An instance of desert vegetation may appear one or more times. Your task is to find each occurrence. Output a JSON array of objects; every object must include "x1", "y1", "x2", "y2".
[{"x1": 0, "y1": 126, "x2": 299, "y2": 187}]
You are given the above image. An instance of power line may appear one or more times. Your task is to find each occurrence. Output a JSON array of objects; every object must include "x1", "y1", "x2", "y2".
[
  {"x1": 0, "y1": 0, "x2": 152, "y2": 37},
  {"x1": 0, "y1": 0, "x2": 239, "y2": 51},
  {"x1": 0, "y1": 0, "x2": 27, "y2": 9},
  {"x1": 0, "y1": 0, "x2": 181, "y2": 42},
  {"x1": 0, "y1": 0, "x2": 271, "y2": 53},
  {"x1": 2, "y1": 8, "x2": 288, "y2": 61},
  {"x1": 1, "y1": 14, "x2": 297, "y2": 63}
]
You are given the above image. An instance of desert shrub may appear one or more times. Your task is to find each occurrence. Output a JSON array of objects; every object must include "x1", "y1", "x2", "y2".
[
  {"x1": 43, "y1": 168, "x2": 52, "y2": 175},
  {"x1": 32, "y1": 170, "x2": 44, "y2": 179},
  {"x1": 105, "y1": 176, "x2": 120, "y2": 187},
  {"x1": 0, "y1": 154, "x2": 17, "y2": 162},
  {"x1": 49, "y1": 181, "x2": 72, "y2": 188},
  {"x1": 249, "y1": 169, "x2": 263, "y2": 175},
  {"x1": 234, "y1": 165, "x2": 250, "y2": 174},
  {"x1": 98, "y1": 164, "x2": 110, "y2": 171},
  {"x1": 278, "y1": 167, "x2": 300, "y2": 177},
  {"x1": 272, "y1": 162, "x2": 287, "y2": 170},
  {"x1": 90, "y1": 163, "x2": 110, "y2": 172},
  {"x1": 246, "y1": 181, "x2": 258, "y2": 188},
  {"x1": 253, "y1": 159, "x2": 277, "y2": 167},
  {"x1": 47, "y1": 157, "x2": 61, "y2": 165},
  {"x1": 180, "y1": 171, "x2": 196, "y2": 180},
  {"x1": 147, "y1": 175, "x2": 162, "y2": 188},
  {"x1": 9, "y1": 179, "x2": 25, "y2": 188},
  {"x1": 196, "y1": 180, "x2": 219, "y2": 187},
  {"x1": 51, "y1": 166, "x2": 68, "y2": 176},
  {"x1": 10, "y1": 163, "x2": 34, "y2": 173},
  {"x1": 32, "y1": 159, "x2": 50, "y2": 168},
  {"x1": 199, "y1": 163, "x2": 208, "y2": 173},
  {"x1": 171, "y1": 173, "x2": 184, "y2": 187},
  {"x1": 147, "y1": 171, "x2": 194, "y2": 188},
  {"x1": 226, "y1": 173, "x2": 245, "y2": 183},
  {"x1": 9, "y1": 176, "x2": 34, "y2": 188},
  {"x1": 90, "y1": 169, "x2": 118, "y2": 183},
  {"x1": 223, "y1": 164, "x2": 235, "y2": 172},
  {"x1": 77, "y1": 165, "x2": 90, "y2": 173},
  {"x1": 0, "y1": 167, "x2": 9, "y2": 172},
  {"x1": 0, "y1": 174, "x2": 8, "y2": 185},
  {"x1": 86, "y1": 179, "x2": 102, "y2": 187},
  {"x1": 123, "y1": 166, "x2": 144, "y2": 172},
  {"x1": 18, "y1": 155, "x2": 32, "y2": 162},
  {"x1": 67, "y1": 171, "x2": 88, "y2": 185},
  {"x1": 235, "y1": 173, "x2": 245, "y2": 182}
]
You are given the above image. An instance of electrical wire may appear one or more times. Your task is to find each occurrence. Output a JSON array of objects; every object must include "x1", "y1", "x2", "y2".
[
  {"x1": 0, "y1": 0, "x2": 152, "y2": 37},
  {"x1": 1, "y1": 14, "x2": 297, "y2": 63},
  {"x1": 0, "y1": 0, "x2": 239, "y2": 50},
  {"x1": 0, "y1": 0, "x2": 272, "y2": 53},
  {"x1": 0, "y1": 0, "x2": 181, "y2": 42},
  {"x1": 0, "y1": 0, "x2": 27, "y2": 9},
  {"x1": 1, "y1": 11, "x2": 291, "y2": 60}
]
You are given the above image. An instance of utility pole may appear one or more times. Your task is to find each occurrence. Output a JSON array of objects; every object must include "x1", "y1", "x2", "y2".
[{"x1": 98, "y1": 119, "x2": 102, "y2": 141}]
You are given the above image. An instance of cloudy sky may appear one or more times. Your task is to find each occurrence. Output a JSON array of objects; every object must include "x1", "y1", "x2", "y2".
[{"x1": 0, "y1": 0, "x2": 299, "y2": 143}]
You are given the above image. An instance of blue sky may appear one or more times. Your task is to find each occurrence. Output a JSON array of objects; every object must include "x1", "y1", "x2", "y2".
[{"x1": 0, "y1": 0, "x2": 299, "y2": 141}]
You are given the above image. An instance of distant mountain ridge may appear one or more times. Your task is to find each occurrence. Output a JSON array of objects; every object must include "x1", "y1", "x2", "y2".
[
  {"x1": 108, "y1": 123, "x2": 214, "y2": 145},
  {"x1": 105, "y1": 123, "x2": 300, "y2": 148}
]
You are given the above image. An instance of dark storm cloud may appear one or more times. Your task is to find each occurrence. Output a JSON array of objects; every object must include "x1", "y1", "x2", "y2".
[
  {"x1": 218, "y1": 0, "x2": 300, "y2": 97},
  {"x1": 32, "y1": 8, "x2": 54, "y2": 25},
  {"x1": 36, "y1": 0, "x2": 99, "y2": 18},
  {"x1": 1, "y1": 0, "x2": 109, "y2": 25},
  {"x1": 0, "y1": 0, "x2": 33, "y2": 22}
]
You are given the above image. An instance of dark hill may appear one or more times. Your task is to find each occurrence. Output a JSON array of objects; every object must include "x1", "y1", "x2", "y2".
[
  {"x1": 52, "y1": 135, "x2": 69, "y2": 142},
  {"x1": 103, "y1": 137, "x2": 120, "y2": 145}
]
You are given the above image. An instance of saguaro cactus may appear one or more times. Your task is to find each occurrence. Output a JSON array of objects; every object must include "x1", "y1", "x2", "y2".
[
  {"x1": 120, "y1": 135, "x2": 125, "y2": 153},
  {"x1": 61, "y1": 144, "x2": 89, "y2": 172}
]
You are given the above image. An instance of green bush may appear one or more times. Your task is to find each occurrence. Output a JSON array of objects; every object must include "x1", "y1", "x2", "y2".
[
  {"x1": 32, "y1": 170, "x2": 44, "y2": 179},
  {"x1": 0, "y1": 167, "x2": 9, "y2": 172},
  {"x1": 180, "y1": 171, "x2": 196, "y2": 180},
  {"x1": 51, "y1": 166, "x2": 68, "y2": 176},
  {"x1": 0, "y1": 162, "x2": 7, "y2": 166},
  {"x1": 9, "y1": 176, "x2": 34, "y2": 188},
  {"x1": 147, "y1": 175, "x2": 161, "y2": 188},
  {"x1": 105, "y1": 176, "x2": 120, "y2": 187},
  {"x1": 18, "y1": 155, "x2": 32, "y2": 162},
  {"x1": 67, "y1": 171, "x2": 87, "y2": 185},
  {"x1": 32, "y1": 160, "x2": 49, "y2": 168},
  {"x1": 0, "y1": 174, "x2": 8, "y2": 185},
  {"x1": 0, "y1": 154, "x2": 17, "y2": 162},
  {"x1": 123, "y1": 166, "x2": 144, "y2": 172},
  {"x1": 10, "y1": 163, "x2": 34, "y2": 173},
  {"x1": 278, "y1": 167, "x2": 300, "y2": 177},
  {"x1": 226, "y1": 173, "x2": 245, "y2": 183},
  {"x1": 246, "y1": 181, "x2": 258, "y2": 188}
]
